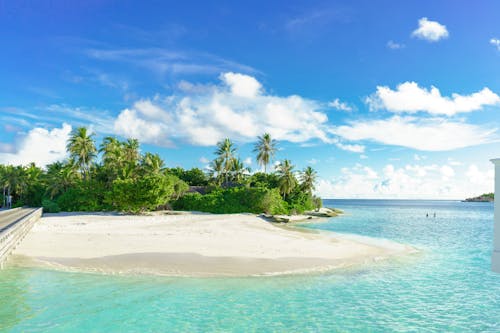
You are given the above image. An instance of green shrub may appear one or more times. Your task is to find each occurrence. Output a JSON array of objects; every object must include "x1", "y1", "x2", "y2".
[
  {"x1": 57, "y1": 185, "x2": 104, "y2": 212},
  {"x1": 286, "y1": 190, "x2": 315, "y2": 214},
  {"x1": 105, "y1": 173, "x2": 179, "y2": 213},
  {"x1": 42, "y1": 199, "x2": 61, "y2": 213},
  {"x1": 173, "y1": 187, "x2": 288, "y2": 214}
]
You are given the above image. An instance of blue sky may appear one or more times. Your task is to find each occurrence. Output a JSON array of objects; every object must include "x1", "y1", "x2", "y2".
[{"x1": 1, "y1": 1, "x2": 500, "y2": 198}]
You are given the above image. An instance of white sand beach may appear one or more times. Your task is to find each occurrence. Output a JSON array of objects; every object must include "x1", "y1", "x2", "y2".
[{"x1": 12, "y1": 212, "x2": 416, "y2": 277}]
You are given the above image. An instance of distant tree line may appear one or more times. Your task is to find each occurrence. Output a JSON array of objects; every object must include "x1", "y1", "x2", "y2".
[{"x1": 0, "y1": 127, "x2": 321, "y2": 214}]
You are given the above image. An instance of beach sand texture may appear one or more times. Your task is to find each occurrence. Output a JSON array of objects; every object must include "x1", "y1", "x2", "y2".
[{"x1": 12, "y1": 212, "x2": 416, "y2": 277}]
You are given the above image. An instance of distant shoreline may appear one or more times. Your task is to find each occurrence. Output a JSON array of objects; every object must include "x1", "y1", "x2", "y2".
[{"x1": 462, "y1": 193, "x2": 494, "y2": 203}]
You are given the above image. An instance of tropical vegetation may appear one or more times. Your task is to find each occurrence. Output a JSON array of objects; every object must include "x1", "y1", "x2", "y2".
[{"x1": 0, "y1": 128, "x2": 321, "y2": 214}]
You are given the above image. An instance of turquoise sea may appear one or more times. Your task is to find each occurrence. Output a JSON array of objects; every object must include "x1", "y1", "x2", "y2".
[{"x1": 1, "y1": 200, "x2": 499, "y2": 332}]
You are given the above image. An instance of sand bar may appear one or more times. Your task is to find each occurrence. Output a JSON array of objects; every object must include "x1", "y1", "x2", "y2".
[{"x1": 11, "y1": 212, "x2": 416, "y2": 277}]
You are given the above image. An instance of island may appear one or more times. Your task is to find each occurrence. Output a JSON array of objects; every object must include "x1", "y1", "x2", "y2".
[
  {"x1": 2, "y1": 127, "x2": 415, "y2": 277},
  {"x1": 464, "y1": 193, "x2": 494, "y2": 202}
]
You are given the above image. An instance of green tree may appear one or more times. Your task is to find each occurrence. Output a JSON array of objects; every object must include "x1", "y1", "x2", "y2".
[
  {"x1": 66, "y1": 127, "x2": 96, "y2": 179},
  {"x1": 141, "y1": 153, "x2": 165, "y2": 174},
  {"x1": 100, "y1": 137, "x2": 123, "y2": 168},
  {"x1": 253, "y1": 133, "x2": 277, "y2": 173},
  {"x1": 45, "y1": 161, "x2": 79, "y2": 199},
  {"x1": 208, "y1": 158, "x2": 224, "y2": 186},
  {"x1": 300, "y1": 166, "x2": 317, "y2": 195},
  {"x1": 276, "y1": 159, "x2": 297, "y2": 200},
  {"x1": 2, "y1": 165, "x2": 27, "y2": 206},
  {"x1": 231, "y1": 158, "x2": 250, "y2": 183},
  {"x1": 215, "y1": 138, "x2": 236, "y2": 185}
]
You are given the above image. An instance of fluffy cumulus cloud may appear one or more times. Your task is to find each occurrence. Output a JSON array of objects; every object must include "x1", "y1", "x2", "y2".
[
  {"x1": 0, "y1": 123, "x2": 71, "y2": 167},
  {"x1": 412, "y1": 17, "x2": 449, "y2": 42},
  {"x1": 316, "y1": 162, "x2": 493, "y2": 199},
  {"x1": 112, "y1": 74, "x2": 497, "y2": 152},
  {"x1": 331, "y1": 116, "x2": 497, "y2": 151},
  {"x1": 113, "y1": 72, "x2": 333, "y2": 146},
  {"x1": 220, "y1": 72, "x2": 262, "y2": 98},
  {"x1": 366, "y1": 82, "x2": 500, "y2": 116}
]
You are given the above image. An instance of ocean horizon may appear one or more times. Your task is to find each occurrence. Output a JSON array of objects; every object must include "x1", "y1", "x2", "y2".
[{"x1": 1, "y1": 199, "x2": 498, "y2": 332}]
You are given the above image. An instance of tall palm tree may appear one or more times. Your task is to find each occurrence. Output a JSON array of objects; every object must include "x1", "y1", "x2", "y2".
[
  {"x1": 100, "y1": 137, "x2": 123, "y2": 168},
  {"x1": 275, "y1": 159, "x2": 297, "y2": 200},
  {"x1": 67, "y1": 127, "x2": 96, "y2": 179},
  {"x1": 123, "y1": 138, "x2": 140, "y2": 165},
  {"x1": 253, "y1": 133, "x2": 277, "y2": 173},
  {"x1": 208, "y1": 158, "x2": 224, "y2": 186},
  {"x1": 231, "y1": 158, "x2": 251, "y2": 183},
  {"x1": 215, "y1": 138, "x2": 237, "y2": 185},
  {"x1": 300, "y1": 166, "x2": 317, "y2": 195}
]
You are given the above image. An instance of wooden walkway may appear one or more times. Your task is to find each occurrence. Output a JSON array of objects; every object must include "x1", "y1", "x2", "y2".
[{"x1": 0, "y1": 207, "x2": 42, "y2": 268}]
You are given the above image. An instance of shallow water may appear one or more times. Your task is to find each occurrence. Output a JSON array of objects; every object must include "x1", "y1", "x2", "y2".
[{"x1": 1, "y1": 200, "x2": 499, "y2": 332}]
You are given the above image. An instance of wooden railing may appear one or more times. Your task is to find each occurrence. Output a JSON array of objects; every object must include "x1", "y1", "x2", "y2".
[{"x1": 0, "y1": 208, "x2": 42, "y2": 268}]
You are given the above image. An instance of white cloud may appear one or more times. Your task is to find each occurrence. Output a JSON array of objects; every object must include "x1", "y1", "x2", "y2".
[
  {"x1": 412, "y1": 17, "x2": 449, "y2": 42},
  {"x1": 366, "y1": 82, "x2": 500, "y2": 116},
  {"x1": 332, "y1": 116, "x2": 497, "y2": 151},
  {"x1": 316, "y1": 163, "x2": 493, "y2": 199},
  {"x1": 335, "y1": 142, "x2": 365, "y2": 153},
  {"x1": 114, "y1": 108, "x2": 173, "y2": 146},
  {"x1": 490, "y1": 38, "x2": 500, "y2": 51},
  {"x1": 113, "y1": 72, "x2": 333, "y2": 146},
  {"x1": 466, "y1": 164, "x2": 494, "y2": 186},
  {"x1": 359, "y1": 154, "x2": 368, "y2": 159},
  {"x1": 0, "y1": 124, "x2": 71, "y2": 167},
  {"x1": 387, "y1": 40, "x2": 405, "y2": 49},
  {"x1": 243, "y1": 157, "x2": 252, "y2": 165},
  {"x1": 199, "y1": 156, "x2": 210, "y2": 164},
  {"x1": 307, "y1": 158, "x2": 318, "y2": 165},
  {"x1": 440, "y1": 165, "x2": 455, "y2": 179},
  {"x1": 220, "y1": 72, "x2": 262, "y2": 98},
  {"x1": 413, "y1": 154, "x2": 426, "y2": 161},
  {"x1": 328, "y1": 98, "x2": 353, "y2": 111},
  {"x1": 447, "y1": 158, "x2": 462, "y2": 166},
  {"x1": 85, "y1": 47, "x2": 256, "y2": 76}
]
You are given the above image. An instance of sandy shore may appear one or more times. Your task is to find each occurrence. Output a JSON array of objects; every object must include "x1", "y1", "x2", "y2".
[{"x1": 11, "y1": 212, "x2": 416, "y2": 277}]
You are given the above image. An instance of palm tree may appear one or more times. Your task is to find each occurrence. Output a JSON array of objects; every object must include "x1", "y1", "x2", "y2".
[
  {"x1": 253, "y1": 133, "x2": 277, "y2": 173},
  {"x1": 208, "y1": 158, "x2": 224, "y2": 186},
  {"x1": 2, "y1": 165, "x2": 27, "y2": 207},
  {"x1": 215, "y1": 138, "x2": 237, "y2": 185},
  {"x1": 45, "y1": 161, "x2": 79, "y2": 199},
  {"x1": 141, "y1": 153, "x2": 165, "y2": 174},
  {"x1": 231, "y1": 158, "x2": 251, "y2": 183},
  {"x1": 300, "y1": 166, "x2": 317, "y2": 195},
  {"x1": 67, "y1": 127, "x2": 96, "y2": 179},
  {"x1": 100, "y1": 137, "x2": 123, "y2": 168},
  {"x1": 275, "y1": 159, "x2": 297, "y2": 200},
  {"x1": 123, "y1": 138, "x2": 140, "y2": 165}
]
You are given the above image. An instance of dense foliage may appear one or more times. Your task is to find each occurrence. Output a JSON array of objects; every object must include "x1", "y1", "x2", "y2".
[
  {"x1": 173, "y1": 187, "x2": 288, "y2": 214},
  {"x1": 0, "y1": 129, "x2": 321, "y2": 214}
]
